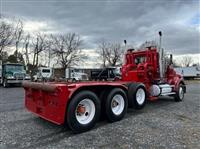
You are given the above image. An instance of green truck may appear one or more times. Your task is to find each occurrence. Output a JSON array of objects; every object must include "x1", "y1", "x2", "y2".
[{"x1": 0, "y1": 61, "x2": 30, "y2": 87}]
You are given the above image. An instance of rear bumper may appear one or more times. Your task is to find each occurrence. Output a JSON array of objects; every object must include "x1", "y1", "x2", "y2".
[
  {"x1": 25, "y1": 106, "x2": 64, "y2": 125},
  {"x1": 25, "y1": 100, "x2": 65, "y2": 125},
  {"x1": 24, "y1": 83, "x2": 70, "y2": 125}
]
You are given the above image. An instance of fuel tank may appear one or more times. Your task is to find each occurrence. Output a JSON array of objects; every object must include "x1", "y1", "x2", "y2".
[{"x1": 150, "y1": 84, "x2": 173, "y2": 96}]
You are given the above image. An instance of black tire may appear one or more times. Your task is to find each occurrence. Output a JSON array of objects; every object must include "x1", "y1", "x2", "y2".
[
  {"x1": 3, "y1": 79, "x2": 9, "y2": 88},
  {"x1": 18, "y1": 83, "x2": 23, "y2": 87},
  {"x1": 99, "y1": 89, "x2": 110, "y2": 120},
  {"x1": 128, "y1": 83, "x2": 146, "y2": 109},
  {"x1": 174, "y1": 83, "x2": 185, "y2": 102},
  {"x1": 72, "y1": 78, "x2": 76, "y2": 82},
  {"x1": 66, "y1": 91, "x2": 101, "y2": 133},
  {"x1": 105, "y1": 88, "x2": 128, "y2": 122}
]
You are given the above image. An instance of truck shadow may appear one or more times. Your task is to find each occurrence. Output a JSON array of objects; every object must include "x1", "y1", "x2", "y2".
[
  {"x1": 0, "y1": 84, "x2": 23, "y2": 88},
  {"x1": 27, "y1": 97, "x2": 177, "y2": 148},
  {"x1": 34, "y1": 96, "x2": 176, "y2": 131},
  {"x1": 127, "y1": 97, "x2": 175, "y2": 115}
]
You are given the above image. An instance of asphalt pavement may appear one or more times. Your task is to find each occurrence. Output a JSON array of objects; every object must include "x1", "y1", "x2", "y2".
[{"x1": 0, "y1": 82, "x2": 200, "y2": 148}]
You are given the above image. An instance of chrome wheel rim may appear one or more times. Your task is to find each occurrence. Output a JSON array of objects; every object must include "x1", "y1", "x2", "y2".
[
  {"x1": 136, "y1": 88, "x2": 145, "y2": 105},
  {"x1": 75, "y1": 99, "x2": 95, "y2": 125},
  {"x1": 111, "y1": 94, "x2": 125, "y2": 115},
  {"x1": 179, "y1": 87, "x2": 184, "y2": 100},
  {"x1": 3, "y1": 81, "x2": 6, "y2": 87}
]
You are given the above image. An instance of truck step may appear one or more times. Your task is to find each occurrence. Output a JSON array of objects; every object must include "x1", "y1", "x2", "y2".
[{"x1": 161, "y1": 92, "x2": 176, "y2": 96}]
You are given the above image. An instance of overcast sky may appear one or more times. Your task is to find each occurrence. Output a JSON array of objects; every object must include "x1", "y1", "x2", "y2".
[{"x1": 1, "y1": 0, "x2": 200, "y2": 56}]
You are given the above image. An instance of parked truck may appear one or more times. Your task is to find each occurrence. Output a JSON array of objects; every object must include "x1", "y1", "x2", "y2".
[
  {"x1": 0, "y1": 62, "x2": 30, "y2": 87},
  {"x1": 65, "y1": 68, "x2": 89, "y2": 81},
  {"x1": 33, "y1": 67, "x2": 53, "y2": 82},
  {"x1": 23, "y1": 32, "x2": 186, "y2": 133},
  {"x1": 91, "y1": 67, "x2": 121, "y2": 81}
]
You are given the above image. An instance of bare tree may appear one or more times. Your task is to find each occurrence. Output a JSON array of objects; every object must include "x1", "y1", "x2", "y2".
[
  {"x1": 173, "y1": 59, "x2": 181, "y2": 67},
  {"x1": 51, "y1": 33, "x2": 84, "y2": 69},
  {"x1": 105, "y1": 43, "x2": 123, "y2": 66},
  {"x1": 21, "y1": 32, "x2": 55, "y2": 74},
  {"x1": 14, "y1": 19, "x2": 23, "y2": 62},
  {"x1": 0, "y1": 51, "x2": 8, "y2": 62},
  {"x1": 32, "y1": 33, "x2": 50, "y2": 67},
  {"x1": 46, "y1": 38, "x2": 54, "y2": 67},
  {"x1": 98, "y1": 39, "x2": 110, "y2": 68},
  {"x1": 0, "y1": 21, "x2": 14, "y2": 59},
  {"x1": 22, "y1": 33, "x2": 31, "y2": 65},
  {"x1": 21, "y1": 33, "x2": 51, "y2": 76},
  {"x1": 181, "y1": 56, "x2": 193, "y2": 67},
  {"x1": 98, "y1": 39, "x2": 124, "y2": 67}
]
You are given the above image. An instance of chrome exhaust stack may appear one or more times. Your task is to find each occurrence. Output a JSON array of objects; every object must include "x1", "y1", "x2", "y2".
[{"x1": 158, "y1": 31, "x2": 164, "y2": 81}]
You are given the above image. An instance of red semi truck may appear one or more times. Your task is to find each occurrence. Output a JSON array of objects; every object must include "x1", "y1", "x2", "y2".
[{"x1": 23, "y1": 32, "x2": 186, "y2": 133}]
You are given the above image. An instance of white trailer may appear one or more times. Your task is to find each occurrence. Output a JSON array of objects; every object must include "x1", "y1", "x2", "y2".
[
  {"x1": 175, "y1": 66, "x2": 200, "y2": 79},
  {"x1": 65, "y1": 68, "x2": 88, "y2": 81},
  {"x1": 33, "y1": 67, "x2": 53, "y2": 81}
]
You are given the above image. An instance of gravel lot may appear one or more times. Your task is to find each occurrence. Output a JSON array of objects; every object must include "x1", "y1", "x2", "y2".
[{"x1": 0, "y1": 82, "x2": 200, "y2": 148}]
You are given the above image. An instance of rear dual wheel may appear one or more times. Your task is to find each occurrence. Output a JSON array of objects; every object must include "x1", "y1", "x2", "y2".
[
  {"x1": 67, "y1": 85, "x2": 144, "y2": 133},
  {"x1": 105, "y1": 88, "x2": 128, "y2": 122},
  {"x1": 103, "y1": 85, "x2": 146, "y2": 122},
  {"x1": 67, "y1": 91, "x2": 101, "y2": 133}
]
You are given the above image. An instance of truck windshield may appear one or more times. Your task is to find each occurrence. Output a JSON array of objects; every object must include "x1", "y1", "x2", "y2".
[
  {"x1": 113, "y1": 68, "x2": 121, "y2": 76},
  {"x1": 5, "y1": 65, "x2": 24, "y2": 72},
  {"x1": 134, "y1": 56, "x2": 146, "y2": 65}
]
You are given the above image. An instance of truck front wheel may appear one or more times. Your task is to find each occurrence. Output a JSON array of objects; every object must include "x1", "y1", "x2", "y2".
[
  {"x1": 174, "y1": 84, "x2": 185, "y2": 102},
  {"x1": 3, "y1": 79, "x2": 9, "y2": 88},
  {"x1": 105, "y1": 88, "x2": 128, "y2": 122},
  {"x1": 67, "y1": 91, "x2": 101, "y2": 133}
]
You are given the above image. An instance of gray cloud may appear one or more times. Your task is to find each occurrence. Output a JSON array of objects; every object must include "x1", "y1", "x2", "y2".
[{"x1": 2, "y1": 0, "x2": 200, "y2": 54}]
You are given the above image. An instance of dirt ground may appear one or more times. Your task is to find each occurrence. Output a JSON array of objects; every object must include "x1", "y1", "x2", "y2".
[{"x1": 0, "y1": 82, "x2": 199, "y2": 148}]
